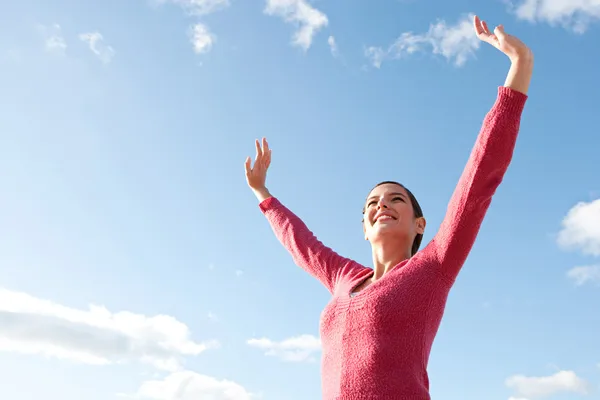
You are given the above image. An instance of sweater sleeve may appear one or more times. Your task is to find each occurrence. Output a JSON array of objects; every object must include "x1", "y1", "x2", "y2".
[
  {"x1": 428, "y1": 86, "x2": 528, "y2": 281},
  {"x1": 259, "y1": 197, "x2": 365, "y2": 294}
]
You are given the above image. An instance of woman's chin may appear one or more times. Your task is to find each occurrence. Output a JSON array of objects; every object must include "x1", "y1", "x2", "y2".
[{"x1": 370, "y1": 227, "x2": 406, "y2": 241}]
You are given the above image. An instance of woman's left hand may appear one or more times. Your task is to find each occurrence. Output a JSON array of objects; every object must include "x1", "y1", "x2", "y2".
[{"x1": 474, "y1": 15, "x2": 533, "y2": 64}]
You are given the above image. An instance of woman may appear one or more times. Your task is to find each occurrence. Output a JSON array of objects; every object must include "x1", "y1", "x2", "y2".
[{"x1": 244, "y1": 15, "x2": 533, "y2": 400}]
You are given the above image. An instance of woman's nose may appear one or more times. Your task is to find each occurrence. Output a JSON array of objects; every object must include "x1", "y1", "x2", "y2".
[{"x1": 377, "y1": 199, "x2": 388, "y2": 209}]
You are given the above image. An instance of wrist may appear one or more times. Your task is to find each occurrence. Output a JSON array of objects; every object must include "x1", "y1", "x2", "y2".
[
  {"x1": 509, "y1": 52, "x2": 534, "y2": 69},
  {"x1": 504, "y1": 55, "x2": 533, "y2": 95},
  {"x1": 253, "y1": 187, "x2": 272, "y2": 202}
]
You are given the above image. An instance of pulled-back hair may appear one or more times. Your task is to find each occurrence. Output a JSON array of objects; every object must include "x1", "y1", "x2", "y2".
[{"x1": 363, "y1": 181, "x2": 424, "y2": 256}]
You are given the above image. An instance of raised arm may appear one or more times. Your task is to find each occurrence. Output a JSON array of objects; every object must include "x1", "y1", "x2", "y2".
[
  {"x1": 428, "y1": 16, "x2": 533, "y2": 281},
  {"x1": 245, "y1": 138, "x2": 365, "y2": 293}
]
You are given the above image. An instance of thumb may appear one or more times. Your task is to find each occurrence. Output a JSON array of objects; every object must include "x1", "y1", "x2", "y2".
[{"x1": 494, "y1": 25, "x2": 507, "y2": 41}]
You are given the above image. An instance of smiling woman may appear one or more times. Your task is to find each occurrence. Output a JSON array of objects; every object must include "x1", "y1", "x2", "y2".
[
  {"x1": 243, "y1": 14, "x2": 534, "y2": 400},
  {"x1": 363, "y1": 181, "x2": 425, "y2": 257}
]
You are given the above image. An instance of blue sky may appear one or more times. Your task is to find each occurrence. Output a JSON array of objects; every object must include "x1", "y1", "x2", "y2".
[{"x1": 1, "y1": 0, "x2": 599, "y2": 399}]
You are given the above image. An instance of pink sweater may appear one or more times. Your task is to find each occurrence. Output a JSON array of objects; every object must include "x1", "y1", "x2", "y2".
[{"x1": 259, "y1": 87, "x2": 528, "y2": 399}]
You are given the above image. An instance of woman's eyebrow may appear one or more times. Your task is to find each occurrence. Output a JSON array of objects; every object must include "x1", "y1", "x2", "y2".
[{"x1": 366, "y1": 192, "x2": 405, "y2": 202}]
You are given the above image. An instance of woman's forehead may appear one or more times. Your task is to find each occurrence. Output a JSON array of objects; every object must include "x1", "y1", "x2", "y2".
[{"x1": 368, "y1": 183, "x2": 406, "y2": 198}]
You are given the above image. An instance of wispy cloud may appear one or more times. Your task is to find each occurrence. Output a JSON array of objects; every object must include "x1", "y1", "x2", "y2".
[
  {"x1": 247, "y1": 334, "x2": 321, "y2": 362},
  {"x1": 129, "y1": 370, "x2": 256, "y2": 400},
  {"x1": 207, "y1": 311, "x2": 218, "y2": 321},
  {"x1": 510, "y1": 0, "x2": 600, "y2": 33},
  {"x1": 567, "y1": 265, "x2": 600, "y2": 286},
  {"x1": 328, "y1": 35, "x2": 339, "y2": 57},
  {"x1": 153, "y1": 0, "x2": 230, "y2": 54},
  {"x1": 79, "y1": 32, "x2": 115, "y2": 64},
  {"x1": 366, "y1": 13, "x2": 480, "y2": 68},
  {"x1": 365, "y1": 47, "x2": 387, "y2": 69},
  {"x1": 557, "y1": 199, "x2": 600, "y2": 257},
  {"x1": 505, "y1": 370, "x2": 589, "y2": 398},
  {"x1": 0, "y1": 288, "x2": 217, "y2": 371},
  {"x1": 154, "y1": 0, "x2": 230, "y2": 16},
  {"x1": 189, "y1": 23, "x2": 215, "y2": 54},
  {"x1": 264, "y1": 0, "x2": 329, "y2": 51},
  {"x1": 38, "y1": 23, "x2": 67, "y2": 53}
]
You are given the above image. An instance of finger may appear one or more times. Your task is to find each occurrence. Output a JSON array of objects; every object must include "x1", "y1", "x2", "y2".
[
  {"x1": 482, "y1": 20, "x2": 491, "y2": 35},
  {"x1": 244, "y1": 156, "x2": 252, "y2": 175},
  {"x1": 477, "y1": 23, "x2": 500, "y2": 47},
  {"x1": 474, "y1": 16, "x2": 496, "y2": 44},
  {"x1": 258, "y1": 139, "x2": 268, "y2": 168},
  {"x1": 263, "y1": 139, "x2": 270, "y2": 165},
  {"x1": 473, "y1": 15, "x2": 484, "y2": 36},
  {"x1": 255, "y1": 139, "x2": 263, "y2": 161}
]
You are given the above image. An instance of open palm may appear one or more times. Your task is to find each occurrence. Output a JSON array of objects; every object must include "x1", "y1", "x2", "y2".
[{"x1": 245, "y1": 138, "x2": 271, "y2": 191}]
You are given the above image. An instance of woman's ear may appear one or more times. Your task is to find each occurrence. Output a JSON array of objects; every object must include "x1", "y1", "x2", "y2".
[{"x1": 416, "y1": 217, "x2": 426, "y2": 235}]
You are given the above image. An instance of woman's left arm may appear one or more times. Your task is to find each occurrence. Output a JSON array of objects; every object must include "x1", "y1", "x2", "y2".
[{"x1": 427, "y1": 16, "x2": 534, "y2": 281}]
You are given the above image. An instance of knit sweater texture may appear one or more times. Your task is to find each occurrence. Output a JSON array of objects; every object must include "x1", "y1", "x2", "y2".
[{"x1": 259, "y1": 86, "x2": 528, "y2": 399}]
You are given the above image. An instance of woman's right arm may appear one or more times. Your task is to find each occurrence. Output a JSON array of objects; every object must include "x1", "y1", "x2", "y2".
[
  {"x1": 245, "y1": 139, "x2": 364, "y2": 293},
  {"x1": 259, "y1": 196, "x2": 360, "y2": 293}
]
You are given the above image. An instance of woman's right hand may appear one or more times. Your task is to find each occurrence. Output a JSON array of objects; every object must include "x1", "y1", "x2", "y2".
[{"x1": 245, "y1": 137, "x2": 272, "y2": 202}]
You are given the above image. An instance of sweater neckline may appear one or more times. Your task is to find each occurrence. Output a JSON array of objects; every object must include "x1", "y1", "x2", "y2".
[{"x1": 347, "y1": 259, "x2": 409, "y2": 299}]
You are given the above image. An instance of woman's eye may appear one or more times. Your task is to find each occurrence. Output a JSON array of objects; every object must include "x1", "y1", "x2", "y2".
[{"x1": 393, "y1": 197, "x2": 404, "y2": 202}]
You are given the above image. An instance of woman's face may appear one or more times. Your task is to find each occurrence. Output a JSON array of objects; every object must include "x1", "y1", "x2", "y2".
[{"x1": 363, "y1": 183, "x2": 424, "y2": 243}]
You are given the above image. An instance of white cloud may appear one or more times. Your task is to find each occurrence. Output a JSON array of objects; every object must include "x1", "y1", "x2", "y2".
[
  {"x1": 511, "y1": 0, "x2": 600, "y2": 33},
  {"x1": 328, "y1": 35, "x2": 338, "y2": 57},
  {"x1": 366, "y1": 13, "x2": 480, "y2": 68},
  {"x1": 567, "y1": 265, "x2": 600, "y2": 286},
  {"x1": 79, "y1": 32, "x2": 115, "y2": 64},
  {"x1": 154, "y1": 0, "x2": 230, "y2": 16},
  {"x1": 153, "y1": 0, "x2": 228, "y2": 54},
  {"x1": 0, "y1": 288, "x2": 217, "y2": 371},
  {"x1": 365, "y1": 46, "x2": 386, "y2": 68},
  {"x1": 207, "y1": 312, "x2": 218, "y2": 321},
  {"x1": 557, "y1": 199, "x2": 600, "y2": 257},
  {"x1": 132, "y1": 370, "x2": 256, "y2": 400},
  {"x1": 264, "y1": 0, "x2": 329, "y2": 51},
  {"x1": 38, "y1": 24, "x2": 67, "y2": 53},
  {"x1": 189, "y1": 23, "x2": 215, "y2": 54},
  {"x1": 247, "y1": 334, "x2": 321, "y2": 362},
  {"x1": 505, "y1": 370, "x2": 589, "y2": 398}
]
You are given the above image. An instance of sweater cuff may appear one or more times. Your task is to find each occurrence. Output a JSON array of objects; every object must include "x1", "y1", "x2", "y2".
[
  {"x1": 497, "y1": 86, "x2": 528, "y2": 115},
  {"x1": 259, "y1": 196, "x2": 278, "y2": 213}
]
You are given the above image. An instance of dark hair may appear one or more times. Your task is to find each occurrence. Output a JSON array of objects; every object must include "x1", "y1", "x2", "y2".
[{"x1": 362, "y1": 181, "x2": 424, "y2": 256}]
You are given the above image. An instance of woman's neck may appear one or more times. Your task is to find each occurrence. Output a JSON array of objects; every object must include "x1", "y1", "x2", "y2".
[{"x1": 370, "y1": 240, "x2": 411, "y2": 280}]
